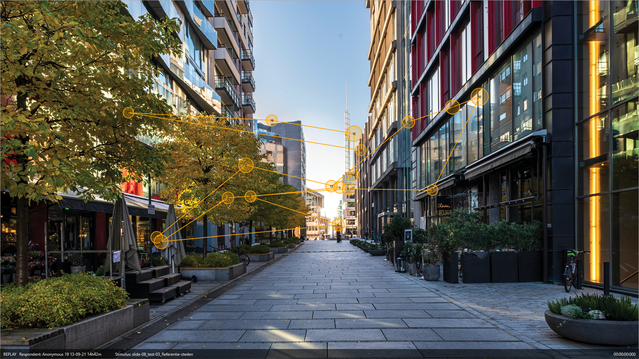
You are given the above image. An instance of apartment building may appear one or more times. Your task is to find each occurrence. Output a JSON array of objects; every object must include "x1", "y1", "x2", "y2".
[
  {"x1": 410, "y1": 0, "x2": 637, "y2": 292},
  {"x1": 257, "y1": 123, "x2": 286, "y2": 174},
  {"x1": 359, "y1": 0, "x2": 413, "y2": 241},
  {"x1": 356, "y1": 118, "x2": 372, "y2": 239},
  {"x1": 306, "y1": 191, "x2": 326, "y2": 240}
]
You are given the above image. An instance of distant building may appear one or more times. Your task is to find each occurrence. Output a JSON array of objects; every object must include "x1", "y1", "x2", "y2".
[
  {"x1": 268, "y1": 121, "x2": 307, "y2": 193},
  {"x1": 257, "y1": 123, "x2": 286, "y2": 175},
  {"x1": 306, "y1": 191, "x2": 326, "y2": 239}
]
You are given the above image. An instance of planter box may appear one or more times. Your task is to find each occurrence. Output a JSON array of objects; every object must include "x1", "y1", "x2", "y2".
[
  {"x1": 294, "y1": 241, "x2": 300, "y2": 244},
  {"x1": 518, "y1": 250, "x2": 543, "y2": 282},
  {"x1": 369, "y1": 249, "x2": 386, "y2": 256},
  {"x1": 180, "y1": 263, "x2": 246, "y2": 281},
  {"x1": 423, "y1": 264, "x2": 440, "y2": 281},
  {"x1": 461, "y1": 252, "x2": 490, "y2": 283},
  {"x1": 247, "y1": 252, "x2": 274, "y2": 262},
  {"x1": 545, "y1": 310, "x2": 638, "y2": 345},
  {"x1": 408, "y1": 262, "x2": 417, "y2": 276},
  {"x1": 490, "y1": 252, "x2": 518, "y2": 283},
  {"x1": 270, "y1": 247, "x2": 288, "y2": 254},
  {"x1": 443, "y1": 252, "x2": 458, "y2": 284},
  {"x1": 1, "y1": 299, "x2": 149, "y2": 351},
  {"x1": 286, "y1": 244, "x2": 295, "y2": 249}
]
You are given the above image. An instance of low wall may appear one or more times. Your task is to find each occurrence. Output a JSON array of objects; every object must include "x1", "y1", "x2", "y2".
[
  {"x1": 1, "y1": 299, "x2": 149, "y2": 351},
  {"x1": 181, "y1": 263, "x2": 246, "y2": 281},
  {"x1": 247, "y1": 252, "x2": 274, "y2": 262},
  {"x1": 270, "y1": 247, "x2": 288, "y2": 254}
]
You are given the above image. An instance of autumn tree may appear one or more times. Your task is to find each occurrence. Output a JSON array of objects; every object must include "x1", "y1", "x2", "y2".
[{"x1": 0, "y1": 1, "x2": 182, "y2": 285}]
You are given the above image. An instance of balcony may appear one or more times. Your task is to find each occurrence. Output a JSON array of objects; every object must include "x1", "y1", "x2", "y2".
[
  {"x1": 242, "y1": 93, "x2": 256, "y2": 114},
  {"x1": 241, "y1": 71, "x2": 255, "y2": 92},
  {"x1": 167, "y1": 52, "x2": 221, "y2": 115},
  {"x1": 214, "y1": 47, "x2": 241, "y2": 84},
  {"x1": 176, "y1": 0, "x2": 217, "y2": 49},
  {"x1": 241, "y1": 48, "x2": 255, "y2": 71},
  {"x1": 237, "y1": 0, "x2": 249, "y2": 14},
  {"x1": 215, "y1": 76, "x2": 241, "y2": 109},
  {"x1": 212, "y1": 14, "x2": 241, "y2": 58}
]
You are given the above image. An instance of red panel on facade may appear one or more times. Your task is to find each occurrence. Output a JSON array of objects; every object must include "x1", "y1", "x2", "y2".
[
  {"x1": 96, "y1": 212, "x2": 107, "y2": 251},
  {"x1": 471, "y1": 1, "x2": 483, "y2": 73},
  {"x1": 440, "y1": 45, "x2": 449, "y2": 108},
  {"x1": 450, "y1": 32, "x2": 459, "y2": 96},
  {"x1": 503, "y1": 0, "x2": 513, "y2": 38},
  {"x1": 531, "y1": 1, "x2": 543, "y2": 9},
  {"x1": 28, "y1": 202, "x2": 47, "y2": 250}
]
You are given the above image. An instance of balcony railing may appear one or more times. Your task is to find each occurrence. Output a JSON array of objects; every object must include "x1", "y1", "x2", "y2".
[
  {"x1": 242, "y1": 93, "x2": 256, "y2": 113},
  {"x1": 241, "y1": 71, "x2": 255, "y2": 90},
  {"x1": 241, "y1": 48, "x2": 255, "y2": 70},
  {"x1": 180, "y1": 0, "x2": 217, "y2": 49},
  {"x1": 215, "y1": 75, "x2": 241, "y2": 108}
]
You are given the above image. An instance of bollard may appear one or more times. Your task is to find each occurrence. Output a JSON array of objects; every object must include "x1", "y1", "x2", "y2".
[
  {"x1": 603, "y1": 262, "x2": 610, "y2": 296},
  {"x1": 576, "y1": 258, "x2": 583, "y2": 289}
]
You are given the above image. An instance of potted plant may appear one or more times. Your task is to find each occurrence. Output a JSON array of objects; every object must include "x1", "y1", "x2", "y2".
[
  {"x1": 382, "y1": 215, "x2": 412, "y2": 265},
  {"x1": 545, "y1": 293, "x2": 638, "y2": 345},
  {"x1": 429, "y1": 220, "x2": 458, "y2": 283},
  {"x1": 422, "y1": 243, "x2": 442, "y2": 281},
  {"x1": 515, "y1": 221, "x2": 543, "y2": 282},
  {"x1": 69, "y1": 253, "x2": 85, "y2": 274},
  {"x1": 489, "y1": 220, "x2": 518, "y2": 283},
  {"x1": 452, "y1": 211, "x2": 492, "y2": 284}
]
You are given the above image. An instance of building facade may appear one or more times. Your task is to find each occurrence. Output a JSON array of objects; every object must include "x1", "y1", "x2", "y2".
[
  {"x1": 359, "y1": 0, "x2": 413, "y2": 241},
  {"x1": 268, "y1": 121, "x2": 307, "y2": 193},
  {"x1": 306, "y1": 191, "x2": 327, "y2": 240},
  {"x1": 410, "y1": 0, "x2": 637, "y2": 292}
]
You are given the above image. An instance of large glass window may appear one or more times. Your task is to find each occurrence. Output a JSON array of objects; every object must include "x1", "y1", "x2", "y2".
[
  {"x1": 187, "y1": 24, "x2": 204, "y2": 70},
  {"x1": 513, "y1": 42, "x2": 533, "y2": 140},
  {"x1": 427, "y1": 67, "x2": 440, "y2": 123},
  {"x1": 451, "y1": 111, "x2": 467, "y2": 171},
  {"x1": 429, "y1": 133, "x2": 439, "y2": 185},
  {"x1": 467, "y1": 104, "x2": 480, "y2": 163},
  {"x1": 460, "y1": 21, "x2": 472, "y2": 85},
  {"x1": 439, "y1": 122, "x2": 449, "y2": 176},
  {"x1": 578, "y1": 194, "x2": 611, "y2": 285},
  {"x1": 578, "y1": 1, "x2": 609, "y2": 119},
  {"x1": 611, "y1": 1, "x2": 638, "y2": 105},
  {"x1": 532, "y1": 33, "x2": 543, "y2": 131},
  {"x1": 612, "y1": 101, "x2": 638, "y2": 190},
  {"x1": 612, "y1": 190, "x2": 638, "y2": 290},
  {"x1": 490, "y1": 62, "x2": 513, "y2": 152},
  {"x1": 578, "y1": 114, "x2": 610, "y2": 196}
]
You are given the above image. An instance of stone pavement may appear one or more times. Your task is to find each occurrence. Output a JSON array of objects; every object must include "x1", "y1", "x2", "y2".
[{"x1": 119, "y1": 240, "x2": 636, "y2": 358}]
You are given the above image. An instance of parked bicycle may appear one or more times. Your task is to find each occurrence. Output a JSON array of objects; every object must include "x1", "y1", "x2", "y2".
[
  {"x1": 563, "y1": 249, "x2": 589, "y2": 292},
  {"x1": 209, "y1": 245, "x2": 250, "y2": 267}
]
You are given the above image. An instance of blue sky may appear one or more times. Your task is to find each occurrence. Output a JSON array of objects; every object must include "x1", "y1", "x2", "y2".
[{"x1": 252, "y1": 1, "x2": 371, "y2": 219}]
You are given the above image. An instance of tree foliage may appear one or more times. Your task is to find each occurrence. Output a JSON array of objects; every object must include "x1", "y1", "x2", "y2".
[
  {"x1": 1, "y1": 1, "x2": 182, "y2": 285},
  {"x1": 381, "y1": 215, "x2": 412, "y2": 244}
]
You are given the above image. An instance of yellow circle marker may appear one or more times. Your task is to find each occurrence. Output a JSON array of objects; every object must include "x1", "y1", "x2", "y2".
[
  {"x1": 155, "y1": 235, "x2": 169, "y2": 250},
  {"x1": 470, "y1": 88, "x2": 489, "y2": 106},
  {"x1": 346, "y1": 125, "x2": 363, "y2": 142},
  {"x1": 426, "y1": 184, "x2": 439, "y2": 197},
  {"x1": 402, "y1": 116, "x2": 415, "y2": 129},
  {"x1": 123, "y1": 107, "x2": 134, "y2": 119},
  {"x1": 151, "y1": 231, "x2": 164, "y2": 245},
  {"x1": 344, "y1": 183, "x2": 355, "y2": 196},
  {"x1": 266, "y1": 114, "x2": 278, "y2": 126},
  {"x1": 222, "y1": 192, "x2": 234, "y2": 205},
  {"x1": 346, "y1": 168, "x2": 359, "y2": 182},
  {"x1": 325, "y1": 180, "x2": 336, "y2": 193},
  {"x1": 334, "y1": 181, "x2": 344, "y2": 194},
  {"x1": 238, "y1": 158, "x2": 254, "y2": 173},
  {"x1": 332, "y1": 218, "x2": 345, "y2": 232},
  {"x1": 245, "y1": 190, "x2": 257, "y2": 203},
  {"x1": 445, "y1": 99, "x2": 461, "y2": 115},
  {"x1": 354, "y1": 144, "x2": 367, "y2": 157}
]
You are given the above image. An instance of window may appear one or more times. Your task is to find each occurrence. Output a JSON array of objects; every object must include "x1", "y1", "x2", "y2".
[
  {"x1": 451, "y1": 109, "x2": 467, "y2": 171},
  {"x1": 611, "y1": 100, "x2": 638, "y2": 191},
  {"x1": 427, "y1": 67, "x2": 440, "y2": 123},
  {"x1": 429, "y1": 133, "x2": 439, "y2": 184},
  {"x1": 612, "y1": 1, "x2": 638, "y2": 105},
  {"x1": 460, "y1": 21, "x2": 473, "y2": 85},
  {"x1": 513, "y1": 42, "x2": 533, "y2": 140},
  {"x1": 187, "y1": 24, "x2": 204, "y2": 71},
  {"x1": 467, "y1": 104, "x2": 480, "y2": 163},
  {"x1": 532, "y1": 33, "x2": 543, "y2": 130},
  {"x1": 439, "y1": 122, "x2": 449, "y2": 176},
  {"x1": 490, "y1": 62, "x2": 513, "y2": 151},
  {"x1": 577, "y1": 114, "x2": 609, "y2": 197}
]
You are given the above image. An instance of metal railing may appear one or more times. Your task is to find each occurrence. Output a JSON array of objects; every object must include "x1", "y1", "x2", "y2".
[
  {"x1": 242, "y1": 93, "x2": 255, "y2": 112},
  {"x1": 215, "y1": 75, "x2": 241, "y2": 108},
  {"x1": 241, "y1": 48, "x2": 255, "y2": 68},
  {"x1": 241, "y1": 71, "x2": 255, "y2": 89}
]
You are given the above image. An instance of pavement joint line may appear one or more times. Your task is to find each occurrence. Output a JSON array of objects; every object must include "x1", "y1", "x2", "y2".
[{"x1": 98, "y1": 243, "x2": 305, "y2": 352}]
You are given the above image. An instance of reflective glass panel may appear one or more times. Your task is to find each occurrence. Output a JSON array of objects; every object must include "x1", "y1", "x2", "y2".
[
  {"x1": 612, "y1": 100, "x2": 638, "y2": 190},
  {"x1": 612, "y1": 190, "x2": 638, "y2": 290},
  {"x1": 578, "y1": 114, "x2": 610, "y2": 196}
]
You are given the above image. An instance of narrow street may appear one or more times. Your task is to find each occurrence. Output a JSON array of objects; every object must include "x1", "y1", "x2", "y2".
[{"x1": 123, "y1": 241, "x2": 630, "y2": 358}]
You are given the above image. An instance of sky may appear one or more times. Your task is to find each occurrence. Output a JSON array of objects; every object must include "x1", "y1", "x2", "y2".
[{"x1": 251, "y1": 1, "x2": 371, "y2": 219}]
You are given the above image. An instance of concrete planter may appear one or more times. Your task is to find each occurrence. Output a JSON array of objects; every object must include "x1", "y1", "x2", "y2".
[
  {"x1": 1, "y1": 299, "x2": 149, "y2": 351},
  {"x1": 423, "y1": 264, "x2": 440, "y2": 281},
  {"x1": 408, "y1": 262, "x2": 418, "y2": 276},
  {"x1": 247, "y1": 252, "x2": 274, "y2": 262},
  {"x1": 518, "y1": 250, "x2": 543, "y2": 282},
  {"x1": 369, "y1": 249, "x2": 386, "y2": 256},
  {"x1": 443, "y1": 252, "x2": 458, "y2": 284},
  {"x1": 294, "y1": 241, "x2": 300, "y2": 244},
  {"x1": 490, "y1": 251, "x2": 518, "y2": 283},
  {"x1": 180, "y1": 263, "x2": 246, "y2": 281},
  {"x1": 270, "y1": 247, "x2": 288, "y2": 254},
  {"x1": 544, "y1": 310, "x2": 638, "y2": 346},
  {"x1": 462, "y1": 252, "x2": 490, "y2": 283},
  {"x1": 286, "y1": 244, "x2": 295, "y2": 249}
]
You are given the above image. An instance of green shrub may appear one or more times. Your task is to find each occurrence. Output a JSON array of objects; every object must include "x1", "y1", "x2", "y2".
[
  {"x1": 202, "y1": 253, "x2": 233, "y2": 267},
  {"x1": 284, "y1": 238, "x2": 295, "y2": 245},
  {"x1": 1, "y1": 274, "x2": 128, "y2": 329},
  {"x1": 151, "y1": 253, "x2": 167, "y2": 266},
  {"x1": 246, "y1": 244, "x2": 271, "y2": 254},
  {"x1": 547, "y1": 294, "x2": 638, "y2": 321},
  {"x1": 223, "y1": 252, "x2": 240, "y2": 265},
  {"x1": 268, "y1": 241, "x2": 285, "y2": 248},
  {"x1": 180, "y1": 253, "x2": 203, "y2": 268},
  {"x1": 561, "y1": 304, "x2": 584, "y2": 318}
]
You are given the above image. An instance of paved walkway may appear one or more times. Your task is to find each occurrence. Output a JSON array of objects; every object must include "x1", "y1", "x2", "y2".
[{"x1": 123, "y1": 241, "x2": 636, "y2": 358}]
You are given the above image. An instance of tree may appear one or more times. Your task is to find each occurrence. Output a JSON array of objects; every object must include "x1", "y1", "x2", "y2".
[
  {"x1": 381, "y1": 215, "x2": 412, "y2": 244},
  {"x1": 1, "y1": 1, "x2": 182, "y2": 285}
]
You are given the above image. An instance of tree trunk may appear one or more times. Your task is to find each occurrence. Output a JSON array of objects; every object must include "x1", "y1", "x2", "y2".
[
  {"x1": 16, "y1": 197, "x2": 29, "y2": 286},
  {"x1": 217, "y1": 224, "x2": 225, "y2": 250},
  {"x1": 248, "y1": 220, "x2": 253, "y2": 244}
]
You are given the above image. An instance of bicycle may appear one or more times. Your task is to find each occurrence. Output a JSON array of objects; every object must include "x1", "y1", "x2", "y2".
[
  {"x1": 210, "y1": 245, "x2": 250, "y2": 267},
  {"x1": 563, "y1": 249, "x2": 589, "y2": 292}
]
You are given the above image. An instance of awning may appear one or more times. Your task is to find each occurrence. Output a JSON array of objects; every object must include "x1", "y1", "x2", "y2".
[
  {"x1": 464, "y1": 140, "x2": 535, "y2": 180},
  {"x1": 56, "y1": 192, "x2": 170, "y2": 219}
]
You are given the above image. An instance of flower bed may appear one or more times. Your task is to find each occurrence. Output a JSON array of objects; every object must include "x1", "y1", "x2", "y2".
[
  {"x1": 545, "y1": 293, "x2": 638, "y2": 345},
  {"x1": 179, "y1": 253, "x2": 245, "y2": 281}
]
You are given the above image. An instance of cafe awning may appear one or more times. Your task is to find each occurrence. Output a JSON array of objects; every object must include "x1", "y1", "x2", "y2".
[{"x1": 56, "y1": 192, "x2": 170, "y2": 219}]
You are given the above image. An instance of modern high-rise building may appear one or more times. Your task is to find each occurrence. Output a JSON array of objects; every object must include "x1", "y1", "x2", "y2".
[
  {"x1": 257, "y1": 123, "x2": 286, "y2": 174},
  {"x1": 358, "y1": 0, "x2": 413, "y2": 241},
  {"x1": 268, "y1": 121, "x2": 307, "y2": 193},
  {"x1": 410, "y1": 1, "x2": 637, "y2": 292},
  {"x1": 356, "y1": 117, "x2": 372, "y2": 239},
  {"x1": 306, "y1": 191, "x2": 326, "y2": 240}
]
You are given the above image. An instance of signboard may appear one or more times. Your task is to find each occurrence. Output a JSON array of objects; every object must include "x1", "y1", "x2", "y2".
[
  {"x1": 148, "y1": 205, "x2": 155, "y2": 215},
  {"x1": 113, "y1": 250, "x2": 121, "y2": 263},
  {"x1": 436, "y1": 197, "x2": 451, "y2": 216},
  {"x1": 404, "y1": 229, "x2": 413, "y2": 242}
]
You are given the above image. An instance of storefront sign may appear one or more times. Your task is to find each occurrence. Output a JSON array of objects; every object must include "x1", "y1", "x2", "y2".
[{"x1": 437, "y1": 197, "x2": 451, "y2": 216}]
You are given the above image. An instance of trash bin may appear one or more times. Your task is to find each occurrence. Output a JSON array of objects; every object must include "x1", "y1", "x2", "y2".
[{"x1": 395, "y1": 257, "x2": 406, "y2": 273}]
